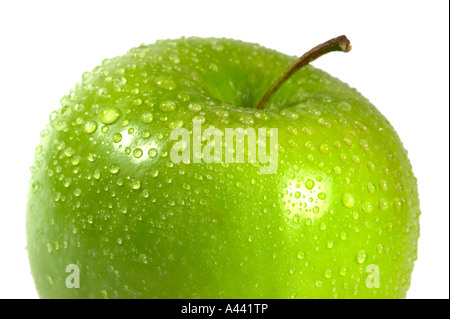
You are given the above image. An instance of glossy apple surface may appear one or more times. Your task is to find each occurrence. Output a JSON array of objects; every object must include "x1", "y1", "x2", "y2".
[{"x1": 27, "y1": 37, "x2": 420, "y2": 298}]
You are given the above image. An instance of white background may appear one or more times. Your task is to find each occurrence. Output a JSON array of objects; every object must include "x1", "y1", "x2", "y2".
[{"x1": 0, "y1": 0, "x2": 448, "y2": 299}]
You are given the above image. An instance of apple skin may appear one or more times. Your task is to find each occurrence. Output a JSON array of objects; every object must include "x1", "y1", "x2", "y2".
[{"x1": 27, "y1": 37, "x2": 420, "y2": 298}]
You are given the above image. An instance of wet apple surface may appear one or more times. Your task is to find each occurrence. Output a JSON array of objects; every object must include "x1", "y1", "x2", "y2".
[{"x1": 27, "y1": 37, "x2": 420, "y2": 298}]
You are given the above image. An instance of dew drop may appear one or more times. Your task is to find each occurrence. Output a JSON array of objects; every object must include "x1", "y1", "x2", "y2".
[
  {"x1": 334, "y1": 166, "x2": 342, "y2": 175},
  {"x1": 367, "y1": 183, "x2": 376, "y2": 194},
  {"x1": 305, "y1": 179, "x2": 315, "y2": 190},
  {"x1": 110, "y1": 164, "x2": 120, "y2": 174},
  {"x1": 148, "y1": 148, "x2": 158, "y2": 158},
  {"x1": 238, "y1": 114, "x2": 254, "y2": 125},
  {"x1": 341, "y1": 193, "x2": 355, "y2": 208},
  {"x1": 84, "y1": 120, "x2": 97, "y2": 134},
  {"x1": 362, "y1": 201, "x2": 373, "y2": 214},
  {"x1": 379, "y1": 198, "x2": 389, "y2": 211},
  {"x1": 131, "y1": 180, "x2": 141, "y2": 190},
  {"x1": 393, "y1": 198, "x2": 402, "y2": 212},
  {"x1": 113, "y1": 133, "x2": 122, "y2": 143},
  {"x1": 100, "y1": 107, "x2": 121, "y2": 124},
  {"x1": 379, "y1": 180, "x2": 388, "y2": 192},
  {"x1": 281, "y1": 109, "x2": 299, "y2": 119},
  {"x1": 188, "y1": 102, "x2": 202, "y2": 112},
  {"x1": 339, "y1": 101, "x2": 352, "y2": 111},
  {"x1": 320, "y1": 144, "x2": 330, "y2": 154},
  {"x1": 367, "y1": 161, "x2": 376, "y2": 172},
  {"x1": 114, "y1": 76, "x2": 127, "y2": 87},
  {"x1": 132, "y1": 148, "x2": 143, "y2": 158},
  {"x1": 140, "y1": 112, "x2": 154, "y2": 124},
  {"x1": 140, "y1": 254, "x2": 148, "y2": 264},
  {"x1": 64, "y1": 148, "x2": 74, "y2": 157},
  {"x1": 155, "y1": 77, "x2": 176, "y2": 90},
  {"x1": 357, "y1": 250, "x2": 367, "y2": 264},
  {"x1": 160, "y1": 100, "x2": 177, "y2": 112}
]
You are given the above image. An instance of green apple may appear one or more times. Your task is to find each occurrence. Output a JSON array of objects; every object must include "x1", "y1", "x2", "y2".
[{"x1": 27, "y1": 36, "x2": 420, "y2": 299}]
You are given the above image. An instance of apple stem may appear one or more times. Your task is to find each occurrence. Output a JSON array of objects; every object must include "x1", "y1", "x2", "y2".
[{"x1": 253, "y1": 35, "x2": 352, "y2": 110}]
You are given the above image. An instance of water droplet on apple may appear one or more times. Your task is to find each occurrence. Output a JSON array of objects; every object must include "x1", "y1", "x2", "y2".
[
  {"x1": 132, "y1": 148, "x2": 143, "y2": 158},
  {"x1": 84, "y1": 120, "x2": 97, "y2": 134},
  {"x1": 318, "y1": 192, "x2": 326, "y2": 200},
  {"x1": 367, "y1": 183, "x2": 376, "y2": 194},
  {"x1": 379, "y1": 180, "x2": 388, "y2": 192},
  {"x1": 114, "y1": 76, "x2": 127, "y2": 87},
  {"x1": 56, "y1": 120, "x2": 68, "y2": 131},
  {"x1": 141, "y1": 131, "x2": 151, "y2": 139},
  {"x1": 281, "y1": 109, "x2": 299, "y2": 119},
  {"x1": 188, "y1": 103, "x2": 202, "y2": 112},
  {"x1": 339, "y1": 101, "x2": 352, "y2": 111},
  {"x1": 160, "y1": 100, "x2": 177, "y2": 112},
  {"x1": 318, "y1": 118, "x2": 331, "y2": 127},
  {"x1": 339, "y1": 265, "x2": 347, "y2": 276},
  {"x1": 357, "y1": 250, "x2": 367, "y2": 263},
  {"x1": 71, "y1": 155, "x2": 80, "y2": 166},
  {"x1": 334, "y1": 166, "x2": 342, "y2": 175},
  {"x1": 238, "y1": 114, "x2": 254, "y2": 125},
  {"x1": 341, "y1": 193, "x2": 355, "y2": 208},
  {"x1": 155, "y1": 77, "x2": 176, "y2": 90},
  {"x1": 131, "y1": 180, "x2": 141, "y2": 190},
  {"x1": 113, "y1": 133, "x2": 122, "y2": 143},
  {"x1": 393, "y1": 198, "x2": 402, "y2": 212},
  {"x1": 379, "y1": 198, "x2": 389, "y2": 211},
  {"x1": 148, "y1": 148, "x2": 158, "y2": 158},
  {"x1": 320, "y1": 144, "x2": 330, "y2": 154},
  {"x1": 100, "y1": 107, "x2": 121, "y2": 124},
  {"x1": 377, "y1": 244, "x2": 383, "y2": 254},
  {"x1": 63, "y1": 150, "x2": 75, "y2": 161},
  {"x1": 110, "y1": 165, "x2": 120, "y2": 174},
  {"x1": 169, "y1": 120, "x2": 184, "y2": 129},
  {"x1": 360, "y1": 139, "x2": 370, "y2": 152},
  {"x1": 215, "y1": 110, "x2": 229, "y2": 118},
  {"x1": 367, "y1": 161, "x2": 376, "y2": 172},
  {"x1": 305, "y1": 179, "x2": 315, "y2": 190},
  {"x1": 297, "y1": 251, "x2": 305, "y2": 259},
  {"x1": 140, "y1": 112, "x2": 154, "y2": 124}
]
